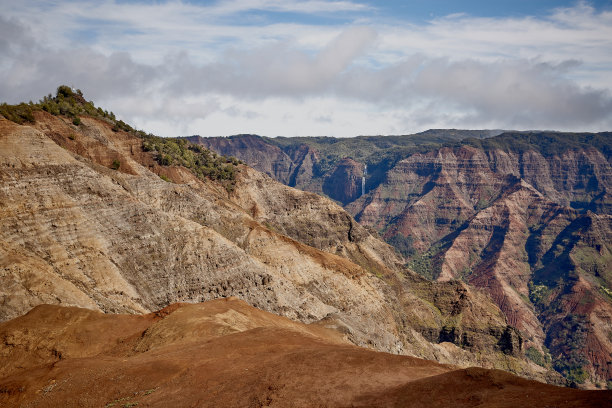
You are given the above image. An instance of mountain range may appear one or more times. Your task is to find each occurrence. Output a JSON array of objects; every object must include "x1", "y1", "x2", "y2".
[{"x1": 0, "y1": 87, "x2": 610, "y2": 404}]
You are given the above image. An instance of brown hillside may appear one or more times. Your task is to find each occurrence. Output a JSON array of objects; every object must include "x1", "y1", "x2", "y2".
[
  {"x1": 1, "y1": 299, "x2": 610, "y2": 408},
  {"x1": 0, "y1": 103, "x2": 560, "y2": 385}
]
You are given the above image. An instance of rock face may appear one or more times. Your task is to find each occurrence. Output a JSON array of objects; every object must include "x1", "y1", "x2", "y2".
[
  {"x1": 195, "y1": 131, "x2": 612, "y2": 387},
  {"x1": 0, "y1": 110, "x2": 556, "y2": 383},
  {"x1": 0, "y1": 116, "x2": 396, "y2": 354},
  {"x1": 350, "y1": 144, "x2": 612, "y2": 387},
  {"x1": 322, "y1": 157, "x2": 365, "y2": 204},
  {"x1": 3, "y1": 300, "x2": 610, "y2": 408}
]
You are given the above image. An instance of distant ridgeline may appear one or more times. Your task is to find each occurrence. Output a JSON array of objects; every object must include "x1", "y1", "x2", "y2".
[
  {"x1": 0, "y1": 86, "x2": 241, "y2": 190},
  {"x1": 185, "y1": 130, "x2": 611, "y2": 207},
  {"x1": 460, "y1": 132, "x2": 612, "y2": 159}
]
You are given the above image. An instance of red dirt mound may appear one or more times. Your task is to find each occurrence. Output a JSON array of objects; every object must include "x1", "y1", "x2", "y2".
[{"x1": 1, "y1": 298, "x2": 610, "y2": 407}]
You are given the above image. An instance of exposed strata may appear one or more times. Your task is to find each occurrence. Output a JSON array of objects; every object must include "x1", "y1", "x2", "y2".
[
  {"x1": 0, "y1": 111, "x2": 555, "y2": 383},
  {"x1": 195, "y1": 132, "x2": 612, "y2": 387}
]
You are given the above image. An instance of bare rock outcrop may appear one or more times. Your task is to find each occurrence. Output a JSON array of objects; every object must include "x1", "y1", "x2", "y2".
[{"x1": 196, "y1": 131, "x2": 612, "y2": 387}]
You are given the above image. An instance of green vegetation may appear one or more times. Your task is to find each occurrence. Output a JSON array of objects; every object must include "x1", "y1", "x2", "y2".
[
  {"x1": 601, "y1": 285, "x2": 612, "y2": 299},
  {"x1": 1, "y1": 85, "x2": 241, "y2": 190},
  {"x1": 525, "y1": 346, "x2": 551, "y2": 368},
  {"x1": 459, "y1": 266, "x2": 473, "y2": 280},
  {"x1": 406, "y1": 243, "x2": 446, "y2": 280},
  {"x1": 547, "y1": 314, "x2": 590, "y2": 384},
  {"x1": 0, "y1": 102, "x2": 36, "y2": 124},
  {"x1": 266, "y1": 133, "x2": 461, "y2": 186},
  {"x1": 528, "y1": 281, "x2": 553, "y2": 308},
  {"x1": 555, "y1": 361, "x2": 589, "y2": 385},
  {"x1": 143, "y1": 135, "x2": 239, "y2": 191},
  {"x1": 267, "y1": 129, "x2": 493, "y2": 163},
  {"x1": 1, "y1": 85, "x2": 124, "y2": 129},
  {"x1": 572, "y1": 245, "x2": 612, "y2": 288},
  {"x1": 39, "y1": 85, "x2": 116, "y2": 123},
  {"x1": 460, "y1": 131, "x2": 612, "y2": 159},
  {"x1": 408, "y1": 253, "x2": 435, "y2": 280},
  {"x1": 475, "y1": 197, "x2": 490, "y2": 211},
  {"x1": 386, "y1": 233, "x2": 416, "y2": 258},
  {"x1": 265, "y1": 129, "x2": 611, "y2": 194}
]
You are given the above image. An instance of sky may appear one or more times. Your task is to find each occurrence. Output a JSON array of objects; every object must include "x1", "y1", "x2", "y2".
[{"x1": 1, "y1": 0, "x2": 612, "y2": 137}]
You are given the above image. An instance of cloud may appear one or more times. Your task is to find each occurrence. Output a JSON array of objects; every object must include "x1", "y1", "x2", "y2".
[
  {"x1": 341, "y1": 57, "x2": 612, "y2": 129},
  {"x1": 207, "y1": 0, "x2": 372, "y2": 14},
  {"x1": 1, "y1": 1, "x2": 611, "y2": 136},
  {"x1": 0, "y1": 16, "x2": 157, "y2": 104},
  {"x1": 164, "y1": 26, "x2": 377, "y2": 97}
]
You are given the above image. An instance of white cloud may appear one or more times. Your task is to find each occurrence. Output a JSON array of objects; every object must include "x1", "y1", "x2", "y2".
[
  {"x1": 1, "y1": 0, "x2": 611, "y2": 136},
  {"x1": 207, "y1": 0, "x2": 371, "y2": 14}
]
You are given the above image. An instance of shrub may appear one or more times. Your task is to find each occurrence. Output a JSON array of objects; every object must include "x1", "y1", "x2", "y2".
[
  {"x1": 547, "y1": 314, "x2": 590, "y2": 383},
  {"x1": 554, "y1": 361, "x2": 588, "y2": 385},
  {"x1": 525, "y1": 346, "x2": 551, "y2": 367},
  {"x1": 0, "y1": 103, "x2": 35, "y2": 124},
  {"x1": 387, "y1": 233, "x2": 416, "y2": 258},
  {"x1": 142, "y1": 135, "x2": 239, "y2": 191},
  {"x1": 2, "y1": 85, "x2": 241, "y2": 191},
  {"x1": 35, "y1": 85, "x2": 121, "y2": 127},
  {"x1": 57, "y1": 85, "x2": 74, "y2": 98}
]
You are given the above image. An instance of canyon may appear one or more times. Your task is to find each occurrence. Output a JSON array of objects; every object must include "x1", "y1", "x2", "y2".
[
  {"x1": 0, "y1": 88, "x2": 609, "y2": 403},
  {"x1": 190, "y1": 130, "x2": 612, "y2": 387}
]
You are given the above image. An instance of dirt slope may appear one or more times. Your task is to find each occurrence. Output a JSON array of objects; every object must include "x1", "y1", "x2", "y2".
[{"x1": 1, "y1": 299, "x2": 610, "y2": 408}]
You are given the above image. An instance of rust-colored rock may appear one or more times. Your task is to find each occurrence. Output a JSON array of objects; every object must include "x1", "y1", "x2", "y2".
[
  {"x1": 195, "y1": 132, "x2": 612, "y2": 387},
  {"x1": 1, "y1": 301, "x2": 610, "y2": 408}
]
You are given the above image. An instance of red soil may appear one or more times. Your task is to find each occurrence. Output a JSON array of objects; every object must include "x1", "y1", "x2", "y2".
[{"x1": 1, "y1": 298, "x2": 610, "y2": 407}]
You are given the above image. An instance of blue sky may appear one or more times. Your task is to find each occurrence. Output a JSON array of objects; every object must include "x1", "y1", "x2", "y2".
[
  {"x1": 374, "y1": 0, "x2": 612, "y2": 19},
  {"x1": 1, "y1": 0, "x2": 612, "y2": 137}
]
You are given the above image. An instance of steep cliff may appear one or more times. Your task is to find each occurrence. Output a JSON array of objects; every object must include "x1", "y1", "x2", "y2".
[
  {"x1": 195, "y1": 130, "x2": 612, "y2": 387},
  {"x1": 322, "y1": 157, "x2": 365, "y2": 204},
  {"x1": 185, "y1": 134, "x2": 296, "y2": 184},
  {"x1": 349, "y1": 141, "x2": 612, "y2": 387}
]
